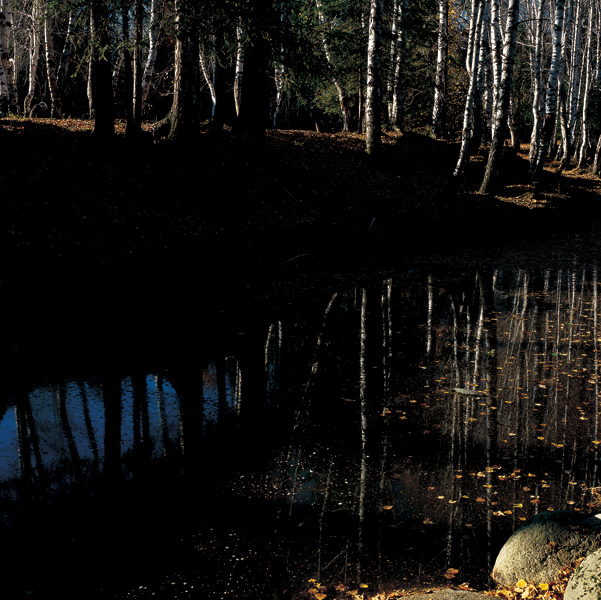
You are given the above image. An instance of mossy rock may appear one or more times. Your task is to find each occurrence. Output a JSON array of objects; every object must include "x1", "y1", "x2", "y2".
[{"x1": 492, "y1": 511, "x2": 601, "y2": 586}]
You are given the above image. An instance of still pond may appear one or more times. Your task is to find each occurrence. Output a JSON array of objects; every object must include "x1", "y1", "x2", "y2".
[{"x1": 2, "y1": 265, "x2": 601, "y2": 599}]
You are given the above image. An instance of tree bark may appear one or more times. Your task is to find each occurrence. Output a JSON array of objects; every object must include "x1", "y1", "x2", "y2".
[
  {"x1": 24, "y1": 0, "x2": 41, "y2": 117},
  {"x1": 529, "y1": 0, "x2": 545, "y2": 166},
  {"x1": 388, "y1": 0, "x2": 407, "y2": 130},
  {"x1": 479, "y1": 0, "x2": 520, "y2": 194},
  {"x1": 0, "y1": 0, "x2": 18, "y2": 115},
  {"x1": 154, "y1": 0, "x2": 200, "y2": 142},
  {"x1": 431, "y1": 0, "x2": 448, "y2": 138},
  {"x1": 530, "y1": 0, "x2": 565, "y2": 182},
  {"x1": 365, "y1": 0, "x2": 383, "y2": 154},
  {"x1": 454, "y1": 0, "x2": 486, "y2": 177},
  {"x1": 141, "y1": 0, "x2": 161, "y2": 108},
  {"x1": 577, "y1": 1, "x2": 594, "y2": 168}
]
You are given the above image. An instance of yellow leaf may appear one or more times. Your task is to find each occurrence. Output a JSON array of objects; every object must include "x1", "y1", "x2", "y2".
[
  {"x1": 360, "y1": 583, "x2": 369, "y2": 588},
  {"x1": 516, "y1": 580, "x2": 527, "y2": 589},
  {"x1": 538, "y1": 583, "x2": 549, "y2": 590},
  {"x1": 476, "y1": 497, "x2": 486, "y2": 502},
  {"x1": 315, "y1": 595, "x2": 327, "y2": 600},
  {"x1": 382, "y1": 505, "x2": 393, "y2": 510}
]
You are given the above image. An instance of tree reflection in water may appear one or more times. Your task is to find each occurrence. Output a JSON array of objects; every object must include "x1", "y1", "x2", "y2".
[{"x1": 1, "y1": 267, "x2": 601, "y2": 598}]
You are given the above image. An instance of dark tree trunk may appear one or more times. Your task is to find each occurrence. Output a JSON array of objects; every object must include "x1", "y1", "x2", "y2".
[
  {"x1": 234, "y1": 0, "x2": 273, "y2": 140},
  {"x1": 91, "y1": 0, "x2": 115, "y2": 140}
]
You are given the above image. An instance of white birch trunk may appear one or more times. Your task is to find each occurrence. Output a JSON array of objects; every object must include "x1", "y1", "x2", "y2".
[
  {"x1": 199, "y1": 45, "x2": 217, "y2": 108},
  {"x1": 388, "y1": 0, "x2": 406, "y2": 130},
  {"x1": 234, "y1": 22, "x2": 244, "y2": 118},
  {"x1": 489, "y1": 0, "x2": 502, "y2": 120},
  {"x1": 531, "y1": 0, "x2": 566, "y2": 181},
  {"x1": 316, "y1": 0, "x2": 351, "y2": 131},
  {"x1": 431, "y1": 0, "x2": 448, "y2": 138},
  {"x1": 365, "y1": 0, "x2": 383, "y2": 153},
  {"x1": 0, "y1": 0, "x2": 18, "y2": 114},
  {"x1": 480, "y1": 0, "x2": 520, "y2": 193},
  {"x1": 43, "y1": 3, "x2": 61, "y2": 116},
  {"x1": 454, "y1": 0, "x2": 486, "y2": 177},
  {"x1": 141, "y1": 0, "x2": 161, "y2": 108},
  {"x1": 24, "y1": 0, "x2": 41, "y2": 116},
  {"x1": 529, "y1": 0, "x2": 545, "y2": 165},
  {"x1": 577, "y1": 1, "x2": 594, "y2": 168}
]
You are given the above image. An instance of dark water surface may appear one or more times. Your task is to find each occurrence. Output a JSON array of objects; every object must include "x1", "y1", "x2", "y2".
[{"x1": 4, "y1": 248, "x2": 601, "y2": 599}]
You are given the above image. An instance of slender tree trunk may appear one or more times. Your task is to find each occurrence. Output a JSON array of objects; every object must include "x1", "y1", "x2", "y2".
[
  {"x1": 154, "y1": 0, "x2": 200, "y2": 142},
  {"x1": 577, "y1": 2, "x2": 594, "y2": 168},
  {"x1": 233, "y1": 21, "x2": 244, "y2": 118},
  {"x1": 90, "y1": 0, "x2": 114, "y2": 139},
  {"x1": 44, "y1": 4, "x2": 63, "y2": 117},
  {"x1": 120, "y1": 0, "x2": 134, "y2": 131},
  {"x1": 530, "y1": 0, "x2": 566, "y2": 182},
  {"x1": 388, "y1": 0, "x2": 406, "y2": 130},
  {"x1": 132, "y1": 0, "x2": 143, "y2": 133},
  {"x1": 365, "y1": 0, "x2": 383, "y2": 154},
  {"x1": 592, "y1": 133, "x2": 601, "y2": 174},
  {"x1": 480, "y1": 0, "x2": 520, "y2": 194},
  {"x1": 0, "y1": 0, "x2": 18, "y2": 115},
  {"x1": 141, "y1": 0, "x2": 161, "y2": 108},
  {"x1": 199, "y1": 44, "x2": 217, "y2": 109},
  {"x1": 529, "y1": 0, "x2": 545, "y2": 165},
  {"x1": 24, "y1": 0, "x2": 41, "y2": 117},
  {"x1": 316, "y1": 0, "x2": 351, "y2": 131},
  {"x1": 454, "y1": 0, "x2": 486, "y2": 176},
  {"x1": 558, "y1": 0, "x2": 583, "y2": 172},
  {"x1": 431, "y1": 0, "x2": 448, "y2": 138}
]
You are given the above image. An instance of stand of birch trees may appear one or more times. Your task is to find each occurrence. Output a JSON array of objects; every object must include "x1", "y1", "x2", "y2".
[{"x1": 0, "y1": 0, "x2": 600, "y2": 177}]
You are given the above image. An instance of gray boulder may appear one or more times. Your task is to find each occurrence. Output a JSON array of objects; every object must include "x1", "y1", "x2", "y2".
[
  {"x1": 565, "y1": 548, "x2": 601, "y2": 600},
  {"x1": 492, "y1": 511, "x2": 601, "y2": 586}
]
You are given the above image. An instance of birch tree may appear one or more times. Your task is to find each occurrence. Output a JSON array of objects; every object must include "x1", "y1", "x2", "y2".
[
  {"x1": 23, "y1": 0, "x2": 41, "y2": 117},
  {"x1": 141, "y1": 0, "x2": 162, "y2": 108},
  {"x1": 479, "y1": 0, "x2": 520, "y2": 194},
  {"x1": 365, "y1": 0, "x2": 383, "y2": 154},
  {"x1": 154, "y1": 0, "x2": 200, "y2": 141},
  {"x1": 530, "y1": 0, "x2": 565, "y2": 182},
  {"x1": 0, "y1": 0, "x2": 17, "y2": 115},
  {"x1": 431, "y1": 0, "x2": 448, "y2": 138},
  {"x1": 388, "y1": 0, "x2": 407, "y2": 131},
  {"x1": 528, "y1": 0, "x2": 546, "y2": 165},
  {"x1": 577, "y1": 0, "x2": 594, "y2": 168},
  {"x1": 453, "y1": 0, "x2": 487, "y2": 177},
  {"x1": 316, "y1": 0, "x2": 351, "y2": 132}
]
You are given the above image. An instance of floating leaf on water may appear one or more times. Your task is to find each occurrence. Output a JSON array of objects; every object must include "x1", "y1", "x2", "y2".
[
  {"x1": 382, "y1": 505, "x2": 393, "y2": 510},
  {"x1": 423, "y1": 518, "x2": 434, "y2": 525},
  {"x1": 315, "y1": 594, "x2": 327, "y2": 600},
  {"x1": 360, "y1": 583, "x2": 369, "y2": 588},
  {"x1": 514, "y1": 503, "x2": 523, "y2": 508},
  {"x1": 476, "y1": 497, "x2": 486, "y2": 502}
]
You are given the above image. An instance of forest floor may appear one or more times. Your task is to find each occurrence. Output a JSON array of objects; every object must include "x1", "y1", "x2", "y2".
[{"x1": 2, "y1": 116, "x2": 601, "y2": 294}]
